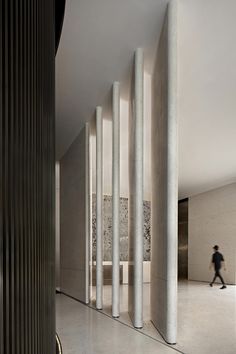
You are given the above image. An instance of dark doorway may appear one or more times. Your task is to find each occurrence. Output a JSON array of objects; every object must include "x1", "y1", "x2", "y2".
[{"x1": 178, "y1": 199, "x2": 188, "y2": 279}]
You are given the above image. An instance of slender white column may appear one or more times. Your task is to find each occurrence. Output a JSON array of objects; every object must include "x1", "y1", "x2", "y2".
[
  {"x1": 112, "y1": 82, "x2": 120, "y2": 318},
  {"x1": 89, "y1": 125, "x2": 94, "y2": 300},
  {"x1": 166, "y1": 0, "x2": 178, "y2": 344},
  {"x1": 85, "y1": 122, "x2": 90, "y2": 304},
  {"x1": 128, "y1": 48, "x2": 144, "y2": 329},
  {"x1": 96, "y1": 106, "x2": 103, "y2": 310}
]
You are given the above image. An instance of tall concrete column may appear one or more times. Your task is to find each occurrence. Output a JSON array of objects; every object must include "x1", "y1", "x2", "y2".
[
  {"x1": 55, "y1": 163, "x2": 60, "y2": 291},
  {"x1": 85, "y1": 122, "x2": 91, "y2": 304},
  {"x1": 112, "y1": 82, "x2": 120, "y2": 318},
  {"x1": 151, "y1": 0, "x2": 178, "y2": 345},
  {"x1": 128, "y1": 48, "x2": 144, "y2": 329},
  {"x1": 96, "y1": 106, "x2": 103, "y2": 310},
  {"x1": 89, "y1": 124, "x2": 95, "y2": 300}
]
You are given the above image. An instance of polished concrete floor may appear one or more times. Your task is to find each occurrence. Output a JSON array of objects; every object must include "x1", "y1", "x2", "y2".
[
  {"x1": 56, "y1": 281, "x2": 236, "y2": 354},
  {"x1": 56, "y1": 294, "x2": 181, "y2": 354}
]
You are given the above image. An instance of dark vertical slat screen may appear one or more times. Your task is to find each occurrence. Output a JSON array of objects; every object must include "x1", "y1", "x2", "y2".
[{"x1": 0, "y1": 1, "x2": 55, "y2": 353}]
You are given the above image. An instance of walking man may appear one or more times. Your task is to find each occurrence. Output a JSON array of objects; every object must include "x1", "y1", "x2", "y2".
[{"x1": 209, "y1": 245, "x2": 227, "y2": 289}]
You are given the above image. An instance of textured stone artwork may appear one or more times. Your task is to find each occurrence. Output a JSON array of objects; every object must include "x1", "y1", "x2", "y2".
[
  {"x1": 143, "y1": 200, "x2": 151, "y2": 260},
  {"x1": 92, "y1": 194, "x2": 151, "y2": 261}
]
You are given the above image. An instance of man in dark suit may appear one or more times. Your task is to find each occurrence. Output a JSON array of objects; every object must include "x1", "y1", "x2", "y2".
[{"x1": 209, "y1": 245, "x2": 227, "y2": 289}]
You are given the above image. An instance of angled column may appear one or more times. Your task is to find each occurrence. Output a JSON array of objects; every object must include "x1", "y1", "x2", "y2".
[
  {"x1": 151, "y1": 0, "x2": 178, "y2": 345},
  {"x1": 85, "y1": 122, "x2": 91, "y2": 304},
  {"x1": 112, "y1": 82, "x2": 120, "y2": 318},
  {"x1": 60, "y1": 126, "x2": 90, "y2": 304},
  {"x1": 128, "y1": 48, "x2": 144, "y2": 329},
  {"x1": 96, "y1": 106, "x2": 103, "y2": 310}
]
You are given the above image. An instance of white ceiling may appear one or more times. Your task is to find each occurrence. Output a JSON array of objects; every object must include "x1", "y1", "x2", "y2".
[
  {"x1": 56, "y1": 0, "x2": 168, "y2": 158},
  {"x1": 56, "y1": 0, "x2": 236, "y2": 199}
]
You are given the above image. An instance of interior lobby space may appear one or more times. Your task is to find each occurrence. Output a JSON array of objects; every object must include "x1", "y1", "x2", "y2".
[
  {"x1": 56, "y1": 0, "x2": 236, "y2": 353},
  {"x1": 2, "y1": 0, "x2": 236, "y2": 353},
  {"x1": 56, "y1": 282, "x2": 236, "y2": 354}
]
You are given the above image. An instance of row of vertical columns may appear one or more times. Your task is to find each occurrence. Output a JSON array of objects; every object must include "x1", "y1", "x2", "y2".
[
  {"x1": 96, "y1": 107, "x2": 103, "y2": 310},
  {"x1": 128, "y1": 48, "x2": 144, "y2": 329},
  {"x1": 92, "y1": 34, "x2": 177, "y2": 342},
  {"x1": 112, "y1": 82, "x2": 120, "y2": 318},
  {"x1": 93, "y1": 50, "x2": 144, "y2": 326}
]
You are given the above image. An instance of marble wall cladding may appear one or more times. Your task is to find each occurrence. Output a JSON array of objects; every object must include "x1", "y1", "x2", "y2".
[
  {"x1": 189, "y1": 183, "x2": 236, "y2": 285},
  {"x1": 92, "y1": 194, "x2": 151, "y2": 261}
]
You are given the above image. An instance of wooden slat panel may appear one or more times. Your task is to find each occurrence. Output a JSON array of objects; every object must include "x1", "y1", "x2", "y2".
[{"x1": 0, "y1": 1, "x2": 55, "y2": 353}]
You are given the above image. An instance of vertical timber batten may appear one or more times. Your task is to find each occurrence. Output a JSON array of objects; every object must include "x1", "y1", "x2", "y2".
[{"x1": 0, "y1": 1, "x2": 55, "y2": 353}]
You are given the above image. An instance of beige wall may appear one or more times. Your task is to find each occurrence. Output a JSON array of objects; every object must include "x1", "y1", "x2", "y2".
[{"x1": 189, "y1": 183, "x2": 236, "y2": 285}]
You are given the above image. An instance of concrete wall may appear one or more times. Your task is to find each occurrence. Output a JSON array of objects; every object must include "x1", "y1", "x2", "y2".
[
  {"x1": 189, "y1": 183, "x2": 236, "y2": 285},
  {"x1": 151, "y1": 1, "x2": 178, "y2": 344},
  {"x1": 60, "y1": 126, "x2": 90, "y2": 303}
]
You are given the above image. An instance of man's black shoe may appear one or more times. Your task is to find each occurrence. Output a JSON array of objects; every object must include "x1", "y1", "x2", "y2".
[{"x1": 220, "y1": 285, "x2": 227, "y2": 289}]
